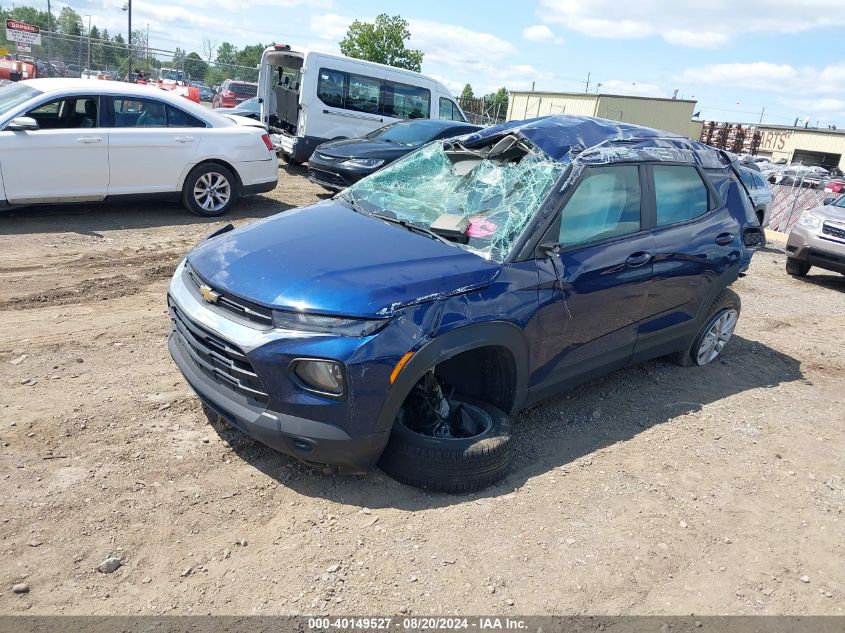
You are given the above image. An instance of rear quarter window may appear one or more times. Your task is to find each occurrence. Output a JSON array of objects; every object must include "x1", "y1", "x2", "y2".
[{"x1": 653, "y1": 165, "x2": 710, "y2": 227}]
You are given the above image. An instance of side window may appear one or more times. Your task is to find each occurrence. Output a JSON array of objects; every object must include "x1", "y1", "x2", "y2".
[
  {"x1": 439, "y1": 97, "x2": 465, "y2": 121},
  {"x1": 740, "y1": 170, "x2": 755, "y2": 189},
  {"x1": 752, "y1": 172, "x2": 767, "y2": 188},
  {"x1": 653, "y1": 165, "x2": 710, "y2": 227},
  {"x1": 383, "y1": 80, "x2": 430, "y2": 119},
  {"x1": 166, "y1": 105, "x2": 206, "y2": 128},
  {"x1": 27, "y1": 97, "x2": 98, "y2": 129},
  {"x1": 317, "y1": 68, "x2": 345, "y2": 108},
  {"x1": 112, "y1": 98, "x2": 167, "y2": 128},
  {"x1": 559, "y1": 165, "x2": 642, "y2": 248},
  {"x1": 346, "y1": 73, "x2": 381, "y2": 114}
]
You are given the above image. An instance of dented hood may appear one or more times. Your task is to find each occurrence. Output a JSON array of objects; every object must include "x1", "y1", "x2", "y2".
[{"x1": 186, "y1": 200, "x2": 500, "y2": 318}]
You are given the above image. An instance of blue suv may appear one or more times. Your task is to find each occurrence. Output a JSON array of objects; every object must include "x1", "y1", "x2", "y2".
[{"x1": 168, "y1": 115, "x2": 760, "y2": 492}]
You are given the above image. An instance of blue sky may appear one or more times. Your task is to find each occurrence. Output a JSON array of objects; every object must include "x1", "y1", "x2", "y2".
[{"x1": 59, "y1": 0, "x2": 845, "y2": 126}]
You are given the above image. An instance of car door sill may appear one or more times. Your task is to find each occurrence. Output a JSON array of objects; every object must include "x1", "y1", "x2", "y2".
[{"x1": 8, "y1": 195, "x2": 107, "y2": 204}]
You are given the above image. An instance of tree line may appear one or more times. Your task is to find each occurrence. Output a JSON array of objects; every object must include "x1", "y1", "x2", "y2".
[{"x1": 1, "y1": 4, "x2": 509, "y2": 109}]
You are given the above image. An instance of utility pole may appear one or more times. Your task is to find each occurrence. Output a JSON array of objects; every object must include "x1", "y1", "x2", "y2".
[
  {"x1": 86, "y1": 14, "x2": 91, "y2": 74},
  {"x1": 759, "y1": 107, "x2": 765, "y2": 125},
  {"x1": 46, "y1": 0, "x2": 51, "y2": 58},
  {"x1": 584, "y1": 72, "x2": 590, "y2": 94}
]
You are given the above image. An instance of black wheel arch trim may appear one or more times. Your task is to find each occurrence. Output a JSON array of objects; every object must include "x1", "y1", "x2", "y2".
[{"x1": 372, "y1": 321, "x2": 530, "y2": 433}]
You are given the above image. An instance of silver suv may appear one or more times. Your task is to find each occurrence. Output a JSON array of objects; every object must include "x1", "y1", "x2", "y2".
[{"x1": 785, "y1": 194, "x2": 845, "y2": 277}]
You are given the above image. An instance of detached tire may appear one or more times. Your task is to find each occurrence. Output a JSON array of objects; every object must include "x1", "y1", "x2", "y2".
[
  {"x1": 378, "y1": 399, "x2": 512, "y2": 493},
  {"x1": 786, "y1": 258, "x2": 810, "y2": 277},
  {"x1": 182, "y1": 163, "x2": 239, "y2": 217},
  {"x1": 672, "y1": 288, "x2": 741, "y2": 367}
]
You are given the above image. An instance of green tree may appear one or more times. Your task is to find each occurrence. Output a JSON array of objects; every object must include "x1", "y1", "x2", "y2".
[
  {"x1": 339, "y1": 14, "x2": 423, "y2": 72},
  {"x1": 215, "y1": 41, "x2": 238, "y2": 65},
  {"x1": 483, "y1": 87, "x2": 509, "y2": 118},
  {"x1": 7, "y1": 6, "x2": 50, "y2": 30},
  {"x1": 460, "y1": 83, "x2": 474, "y2": 102},
  {"x1": 55, "y1": 6, "x2": 82, "y2": 35},
  {"x1": 235, "y1": 43, "x2": 265, "y2": 68},
  {"x1": 184, "y1": 52, "x2": 208, "y2": 82}
]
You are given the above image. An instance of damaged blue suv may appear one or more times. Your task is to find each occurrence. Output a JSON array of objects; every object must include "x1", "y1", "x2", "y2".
[{"x1": 168, "y1": 115, "x2": 760, "y2": 492}]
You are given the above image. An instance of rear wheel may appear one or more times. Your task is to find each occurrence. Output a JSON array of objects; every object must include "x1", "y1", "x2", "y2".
[
  {"x1": 182, "y1": 163, "x2": 238, "y2": 217},
  {"x1": 786, "y1": 258, "x2": 810, "y2": 277},
  {"x1": 672, "y1": 288, "x2": 741, "y2": 367},
  {"x1": 378, "y1": 374, "x2": 512, "y2": 493}
]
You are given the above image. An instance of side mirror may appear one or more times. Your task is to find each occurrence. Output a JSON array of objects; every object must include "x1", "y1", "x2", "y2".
[
  {"x1": 822, "y1": 197, "x2": 835, "y2": 206},
  {"x1": 6, "y1": 116, "x2": 39, "y2": 131}
]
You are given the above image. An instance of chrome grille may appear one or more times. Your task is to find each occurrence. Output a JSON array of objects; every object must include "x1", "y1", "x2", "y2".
[
  {"x1": 169, "y1": 301, "x2": 269, "y2": 404},
  {"x1": 822, "y1": 222, "x2": 845, "y2": 240},
  {"x1": 184, "y1": 264, "x2": 273, "y2": 327}
]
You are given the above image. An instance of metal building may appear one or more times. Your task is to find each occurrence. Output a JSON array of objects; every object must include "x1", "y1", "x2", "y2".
[
  {"x1": 507, "y1": 91, "x2": 698, "y2": 137},
  {"x1": 754, "y1": 125, "x2": 845, "y2": 170}
]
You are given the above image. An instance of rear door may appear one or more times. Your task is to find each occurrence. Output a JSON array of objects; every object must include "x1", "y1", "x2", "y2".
[
  {"x1": 633, "y1": 163, "x2": 742, "y2": 357},
  {"x1": 105, "y1": 96, "x2": 204, "y2": 195},
  {"x1": 0, "y1": 94, "x2": 108, "y2": 203}
]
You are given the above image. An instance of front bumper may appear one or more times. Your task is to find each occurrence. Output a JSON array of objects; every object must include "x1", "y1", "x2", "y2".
[
  {"x1": 786, "y1": 224, "x2": 845, "y2": 273},
  {"x1": 307, "y1": 161, "x2": 373, "y2": 191},
  {"x1": 166, "y1": 261, "x2": 389, "y2": 472}
]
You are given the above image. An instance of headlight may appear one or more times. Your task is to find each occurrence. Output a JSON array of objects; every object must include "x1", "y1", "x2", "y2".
[
  {"x1": 798, "y1": 212, "x2": 821, "y2": 228},
  {"x1": 272, "y1": 310, "x2": 385, "y2": 336},
  {"x1": 341, "y1": 158, "x2": 384, "y2": 169},
  {"x1": 290, "y1": 359, "x2": 345, "y2": 396}
]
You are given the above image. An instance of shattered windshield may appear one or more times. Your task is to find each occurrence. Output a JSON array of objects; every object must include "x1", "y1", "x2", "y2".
[{"x1": 342, "y1": 138, "x2": 565, "y2": 261}]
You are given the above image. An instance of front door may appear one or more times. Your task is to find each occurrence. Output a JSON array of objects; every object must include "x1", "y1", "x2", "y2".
[
  {"x1": 105, "y1": 96, "x2": 202, "y2": 195},
  {"x1": 531, "y1": 164, "x2": 654, "y2": 398},
  {"x1": 0, "y1": 95, "x2": 108, "y2": 203}
]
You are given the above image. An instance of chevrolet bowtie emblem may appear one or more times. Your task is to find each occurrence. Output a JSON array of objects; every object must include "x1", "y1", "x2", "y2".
[{"x1": 199, "y1": 284, "x2": 221, "y2": 304}]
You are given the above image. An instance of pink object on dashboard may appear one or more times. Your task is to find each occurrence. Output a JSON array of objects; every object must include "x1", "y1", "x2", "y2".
[{"x1": 467, "y1": 217, "x2": 498, "y2": 237}]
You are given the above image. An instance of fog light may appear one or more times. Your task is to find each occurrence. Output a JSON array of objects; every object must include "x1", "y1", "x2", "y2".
[{"x1": 291, "y1": 359, "x2": 345, "y2": 396}]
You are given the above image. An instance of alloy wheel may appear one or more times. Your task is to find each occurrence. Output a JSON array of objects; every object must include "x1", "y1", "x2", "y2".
[
  {"x1": 193, "y1": 172, "x2": 232, "y2": 212},
  {"x1": 695, "y1": 308, "x2": 738, "y2": 366}
]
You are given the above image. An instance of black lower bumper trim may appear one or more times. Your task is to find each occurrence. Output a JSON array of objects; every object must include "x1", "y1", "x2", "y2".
[
  {"x1": 242, "y1": 179, "x2": 278, "y2": 195},
  {"x1": 169, "y1": 334, "x2": 387, "y2": 471}
]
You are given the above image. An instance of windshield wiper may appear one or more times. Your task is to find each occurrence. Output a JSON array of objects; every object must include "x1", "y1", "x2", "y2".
[{"x1": 371, "y1": 212, "x2": 454, "y2": 246}]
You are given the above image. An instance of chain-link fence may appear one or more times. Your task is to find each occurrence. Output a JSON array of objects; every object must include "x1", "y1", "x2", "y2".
[
  {"x1": 768, "y1": 183, "x2": 829, "y2": 233},
  {"x1": 458, "y1": 96, "x2": 507, "y2": 126},
  {"x1": 2, "y1": 31, "x2": 259, "y2": 100}
]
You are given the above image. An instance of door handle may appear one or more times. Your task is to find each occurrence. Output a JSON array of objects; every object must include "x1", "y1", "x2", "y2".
[
  {"x1": 174, "y1": 136, "x2": 195, "y2": 143},
  {"x1": 76, "y1": 136, "x2": 102, "y2": 143},
  {"x1": 625, "y1": 251, "x2": 652, "y2": 267},
  {"x1": 715, "y1": 233, "x2": 735, "y2": 246}
]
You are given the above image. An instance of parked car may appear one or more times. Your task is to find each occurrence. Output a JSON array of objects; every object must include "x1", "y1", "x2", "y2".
[
  {"x1": 214, "y1": 96, "x2": 260, "y2": 120},
  {"x1": 167, "y1": 115, "x2": 759, "y2": 493},
  {"x1": 0, "y1": 78, "x2": 278, "y2": 216},
  {"x1": 257, "y1": 45, "x2": 466, "y2": 163},
  {"x1": 785, "y1": 194, "x2": 845, "y2": 278},
  {"x1": 212, "y1": 80, "x2": 257, "y2": 109},
  {"x1": 823, "y1": 178, "x2": 845, "y2": 195},
  {"x1": 739, "y1": 166, "x2": 774, "y2": 228},
  {"x1": 191, "y1": 82, "x2": 214, "y2": 102},
  {"x1": 308, "y1": 119, "x2": 481, "y2": 191}
]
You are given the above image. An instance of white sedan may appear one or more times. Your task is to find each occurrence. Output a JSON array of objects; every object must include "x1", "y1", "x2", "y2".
[{"x1": 0, "y1": 78, "x2": 278, "y2": 216}]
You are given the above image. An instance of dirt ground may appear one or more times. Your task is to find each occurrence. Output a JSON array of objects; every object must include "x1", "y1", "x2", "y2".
[{"x1": 1, "y1": 163, "x2": 843, "y2": 616}]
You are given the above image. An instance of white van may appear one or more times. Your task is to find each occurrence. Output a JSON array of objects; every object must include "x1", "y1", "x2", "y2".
[{"x1": 257, "y1": 45, "x2": 466, "y2": 163}]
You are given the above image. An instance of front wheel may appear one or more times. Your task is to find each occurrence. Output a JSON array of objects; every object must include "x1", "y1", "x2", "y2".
[
  {"x1": 672, "y1": 288, "x2": 741, "y2": 367},
  {"x1": 785, "y1": 258, "x2": 810, "y2": 277},
  {"x1": 182, "y1": 163, "x2": 239, "y2": 217},
  {"x1": 379, "y1": 395, "x2": 512, "y2": 493}
]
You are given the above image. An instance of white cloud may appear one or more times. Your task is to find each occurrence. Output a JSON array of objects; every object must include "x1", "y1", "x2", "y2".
[
  {"x1": 675, "y1": 61, "x2": 844, "y2": 95},
  {"x1": 309, "y1": 13, "x2": 543, "y2": 95},
  {"x1": 539, "y1": 0, "x2": 845, "y2": 48},
  {"x1": 522, "y1": 24, "x2": 563, "y2": 44}
]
